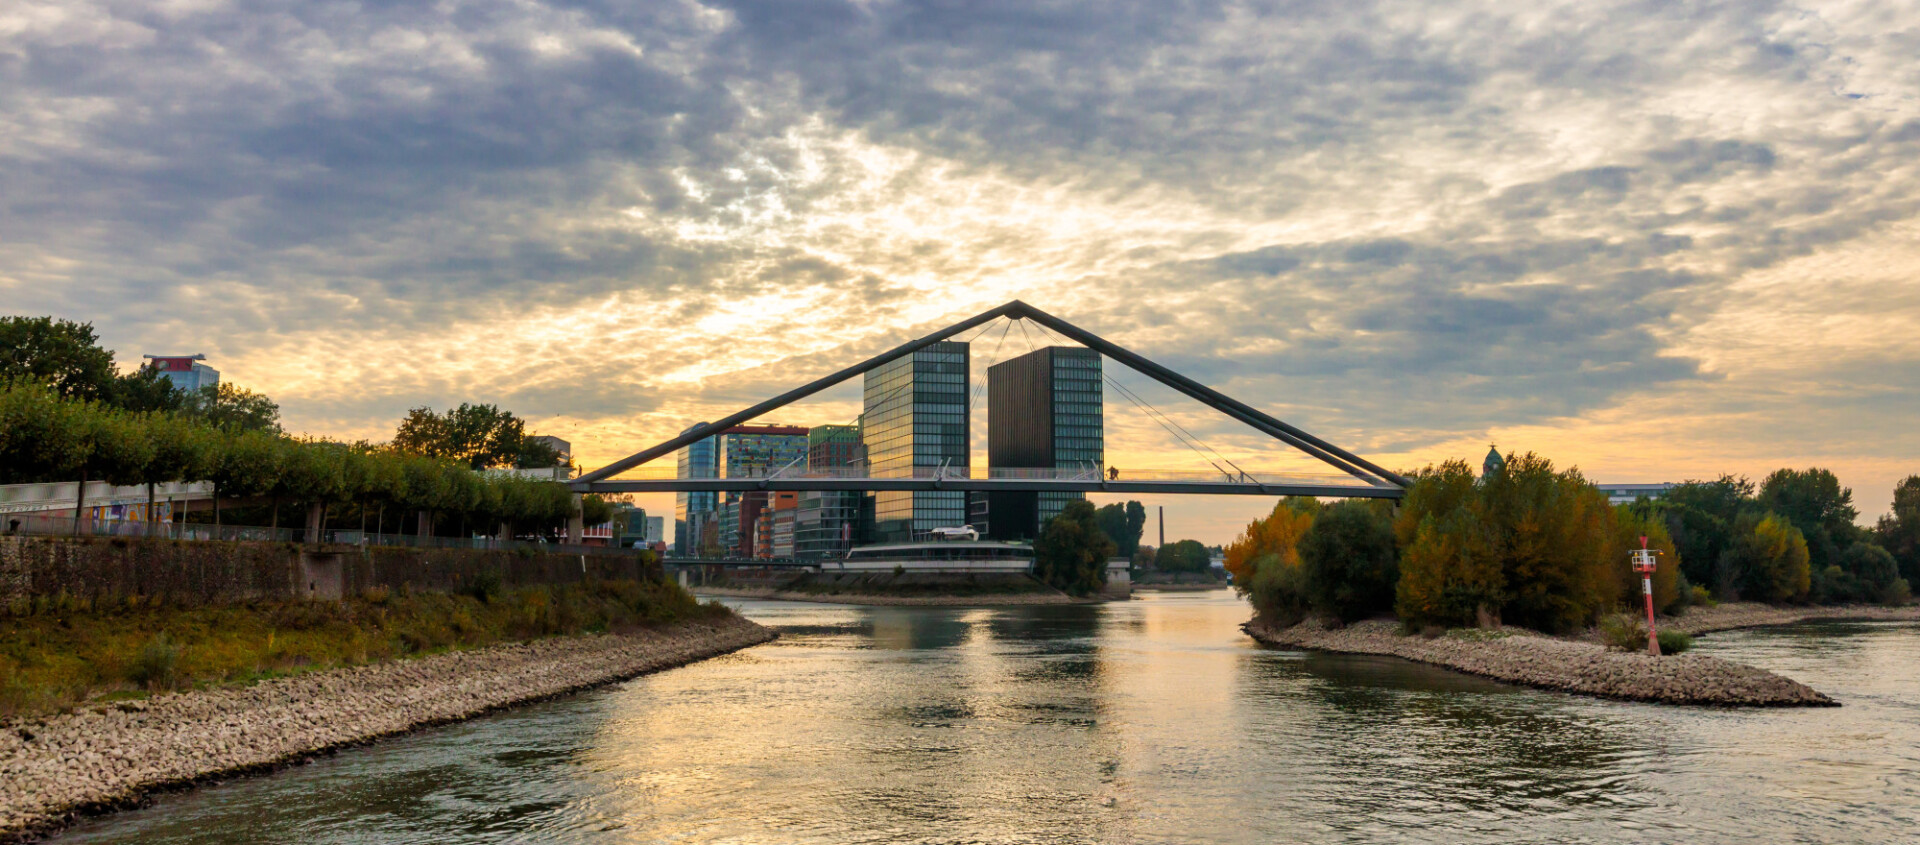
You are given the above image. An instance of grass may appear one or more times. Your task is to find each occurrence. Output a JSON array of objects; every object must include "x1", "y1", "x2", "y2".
[{"x1": 0, "y1": 578, "x2": 729, "y2": 719}]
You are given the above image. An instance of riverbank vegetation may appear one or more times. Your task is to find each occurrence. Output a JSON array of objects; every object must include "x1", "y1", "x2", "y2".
[
  {"x1": 2, "y1": 318, "x2": 611, "y2": 539},
  {"x1": 1230, "y1": 451, "x2": 1917, "y2": 639},
  {"x1": 0, "y1": 578, "x2": 725, "y2": 718},
  {"x1": 1033, "y1": 500, "x2": 1117, "y2": 596}
]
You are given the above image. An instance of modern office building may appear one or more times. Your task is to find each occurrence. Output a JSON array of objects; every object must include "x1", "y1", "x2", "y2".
[
  {"x1": 758, "y1": 490, "x2": 800, "y2": 559},
  {"x1": 612, "y1": 504, "x2": 651, "y2": 549},
  {"x1": 863, "y1": 341, "x2": 969, "y2": 543},
  {"x1": 141, "y1": 354, "x2": 219, "y2": 393},
  {"x1": 674, "y1": 422, "x2": 719, "y2": 555},
  {"x1": 794, "y1": 424, "x2": 864, "y2": 560},
  {"x1": 717, "y1": 424, "x2": 809, "y2": 556},
  {"x1": 985, "y1": 346, "x2": 1103, "y2": 540}
]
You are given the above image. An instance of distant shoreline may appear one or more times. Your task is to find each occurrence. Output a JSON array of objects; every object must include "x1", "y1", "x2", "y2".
[{"x1": 696, "y1": 586, "x2": 1106, "y2": 606}]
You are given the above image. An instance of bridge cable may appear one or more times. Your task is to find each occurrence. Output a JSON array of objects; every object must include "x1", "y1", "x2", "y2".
[{"x1": 1024, "y1": 319, "x2": 1257, "y2": 482}]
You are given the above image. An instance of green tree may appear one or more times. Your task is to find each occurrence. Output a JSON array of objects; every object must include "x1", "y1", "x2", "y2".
[
  {"x1": 1300, "y1": 500, "x2": 1398, "y2": 623},
  {"x1": 1658, "y1": 475, "x2": 1755, "y2": 589},
  {"x1": 0, "y1": 380, "x2": 92, "y2": 484},
  {"x1": 0, "y1": 317, "x2": 118, "y2": 402},
  {"x1": 1613, "y1": 507, "x2": 1682, "y2": 615},
  {"x1": 1033, "y1": 499, "x2": 1116, "y2": 596},
  {"x1": 182, "y1": 383, "x2": 281, "y2": 434},
  {"x1": 70, "y1": 407, "x2": 156, "y2": 532},
  {"x1": 1153, "y1": 539, "x2": 1212, "y2": 573},
  {"x1": 1720, "y1": 513, "x2": 1812, "y2": 603},
  {"x1": 392, "y1": 403, "x2": 531, "y2": 469},
  {"x1": 1875, "y1": 476, "x2": 1920, "y2": 588},
  {"x1": 581, "y1": 494, "x2": 614, "y2": 528},
  {"x1": 1124, "y1": 502, "x2": 1147, "y2": 555},
  {"x1": 112, "y1": 365, "x2": 185, "y2": 413},
  {"x1": 1759, "y1": 468, "x2": 1859, "y2": 569},
  {"x1": 1096, "y1": 503, "x2": 1129, "y2": 553},
  {"x1": 207, "y1": 429, "x2": 283, "y2": 528}
]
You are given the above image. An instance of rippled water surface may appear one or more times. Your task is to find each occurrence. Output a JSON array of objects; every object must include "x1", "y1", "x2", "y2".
[{"x1": 54, "y1": 592, "x2": 1920, "y2": 844}]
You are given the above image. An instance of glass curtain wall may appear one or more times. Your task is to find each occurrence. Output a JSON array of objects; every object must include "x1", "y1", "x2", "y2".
[{"x1": 863, "y1": 341, "x2": 969, "y2": 543}]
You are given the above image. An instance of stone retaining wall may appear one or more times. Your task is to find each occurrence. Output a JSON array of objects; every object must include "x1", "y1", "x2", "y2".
[
  {"x1": 0, "y1": 615, "x2": 775, "y2": 843},
  {"x1": 0, "y1": 537, "x2": 662, "y2": 612}
]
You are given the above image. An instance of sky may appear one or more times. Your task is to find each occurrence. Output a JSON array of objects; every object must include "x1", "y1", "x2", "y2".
[{"x1": 3, "y1": 0, "x2": 1917, "y2": 545}]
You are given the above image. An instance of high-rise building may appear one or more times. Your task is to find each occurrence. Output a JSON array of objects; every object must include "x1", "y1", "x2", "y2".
[
  {"x1": 674, "y1": 422, "x2": 718, "y2": 555},
  {"x1": 717, "y1": 425, "x2": 809, "y2": 556},
  {"x1": 985, "y1": 346, "x2": 1103, "y2": 540},
  {"x1": 794, "y1": 424, "x2": 864, "y2": 560},
  {"x1": 141, "y1": 354, "x2": 219, "y2": 393},
  {"x1": 863, "y1": 340, "x2": 969, "y2": 543}
]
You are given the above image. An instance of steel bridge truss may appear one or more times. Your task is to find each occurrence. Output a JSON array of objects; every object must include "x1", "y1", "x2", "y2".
[{"x1": 572, "y1": 300, "x2": 1409, "y2": 499}]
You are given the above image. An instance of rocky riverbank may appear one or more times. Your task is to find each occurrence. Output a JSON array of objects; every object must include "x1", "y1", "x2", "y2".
[
  {"x1": 1244, "y1": 617, "x2": 1836, "y2": 707},
  {"x1": 1660, "y1": 601, "x2": 1920, "y2": 636},
  {"x1": 0, "y1": 615, "x2": 775, "y2": 843}
]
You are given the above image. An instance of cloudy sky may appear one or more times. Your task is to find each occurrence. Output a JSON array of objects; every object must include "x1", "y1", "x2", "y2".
[{"x1": 4, "y1": 0, "x2": 1917, "y2": 543}]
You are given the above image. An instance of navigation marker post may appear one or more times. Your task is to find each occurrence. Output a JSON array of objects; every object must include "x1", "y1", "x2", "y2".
[{"x1": 1632, "y1": 536, "x2": 1663, "y2": 656}]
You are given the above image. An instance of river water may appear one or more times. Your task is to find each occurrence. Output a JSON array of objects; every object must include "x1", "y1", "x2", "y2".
[{"x1": 54, "y1": 591, "x2": 1920, "y2": 844}]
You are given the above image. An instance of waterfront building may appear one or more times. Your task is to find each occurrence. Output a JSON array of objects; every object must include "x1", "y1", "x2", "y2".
[
  {"x1": 794, "y1": 425, "x2": 864, "y2": 560},
  {"x1": 674, "y1": 422, "x2": 718, "y2": 555},
  {"x1": 761, "y1": 491, "x2": 800, "y2": 559},
  {"x1": 863, "y1": 341, "x2": 969, "y2": 543},
  {"x1": 717, "y1": 425, "x2": 809, "y2": 556},
  {"x1": 984, "y1": 346, "x2": 1103, "y2": 540},
  {"x1": 1596, "y1": 483, "x2": 1678, "y2": 505},
  {"x1": 611, "y1": 504, "x2": 653, "y2": 549},
  {"x1": 141, "y1": 354, "x2": 219, "y2": 393}
]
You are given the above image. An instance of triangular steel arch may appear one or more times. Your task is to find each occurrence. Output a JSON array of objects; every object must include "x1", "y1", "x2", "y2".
[{"x1": 573, "y1": 300, "x2": 1409, "y2": 489}]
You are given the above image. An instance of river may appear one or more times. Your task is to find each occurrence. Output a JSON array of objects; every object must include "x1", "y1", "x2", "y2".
[{"x1": 53, "y1": 591, "x2": 1920, "y2": 844}]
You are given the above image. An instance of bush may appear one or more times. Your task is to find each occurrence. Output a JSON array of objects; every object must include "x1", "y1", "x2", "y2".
[
  {"x1": 1299, "y1": 500, "x2": 1397, "y2": 623},
  {"x1": 467, "y1": 569, "x2": 505, "y2": 604},
  {"x1": 1689, "y1": 584, "x2": 1715, "y2": 608},
  {"x1": 1247, "y1": 552, "x2": 1310, "y2": 626},
  {"x1": 129, "y1": 632, "x2": 182, "y2": 690},
  {"x1": 1657, "y1": 629, "x2": 1693, "y2": 654},
  {"x1": 1598, "y1": 613, "x2": 1648, "y2": 652},
  {"x1": 1879, "y1": 578, "x2": 1912, "y2": 607}
]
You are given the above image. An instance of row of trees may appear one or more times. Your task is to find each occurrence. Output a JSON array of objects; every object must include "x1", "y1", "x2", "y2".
[
  {"x1": 1, "y1": 380, "x2": 604, "y2": 538},
  {"x1": 1227, "y1": 452, "x2": 1917, "y2": 634}
]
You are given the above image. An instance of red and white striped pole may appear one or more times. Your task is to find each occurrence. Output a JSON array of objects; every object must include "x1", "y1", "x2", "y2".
[{"x1": 1632, "y1": 536, "x2": 1661, "y2": 656}]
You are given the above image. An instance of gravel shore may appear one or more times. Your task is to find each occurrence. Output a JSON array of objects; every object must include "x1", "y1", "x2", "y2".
[
  {"x1": 1660, "y1": 601, "x2": 1920, "y2": 636},
  {"x1": 0, "y1": 615, "x2": 775, "y2": 843},
  {"x1": 1244, "y1": 617, "x2": 1836, "y2": 707}
]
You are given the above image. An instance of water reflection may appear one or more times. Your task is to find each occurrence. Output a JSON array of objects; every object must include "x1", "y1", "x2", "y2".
[{"x1": 51, "y1": 595, "x2": 1920, "y2": 845}]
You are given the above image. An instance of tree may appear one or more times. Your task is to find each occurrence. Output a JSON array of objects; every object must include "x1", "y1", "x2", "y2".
[
  {"x1": 1153, "y1": 539, "x2": 1211, "y2": 573},
  {"x1": 1658, "y1": 475, "x2": 1755, "y2": 589},
  {"x1": 1096, "y1": 503, "x2": 1129, "y2": 554},
  {"x1": 1033, "y1": 499, "x2": 1116, "y2": 596},
  {"x1": 0, "y1": 380, "x2": 92, "y2": 484},
  {"x1": 112, "y1": 365, "x2": 185, "y2": 414},
  {"x1": 1391, "y1": 452, "x2": 1616, "y2": 633},
  {"x1": 581, "y1": 494, "x2": 614, "y2": 528},
  {"x1": 1759, "y1": 468, "x2": 1859, "y2": 569},
  {"x1": 1720, "y1": 513, "x2": 1811, "y2": 603},
  {"x1": 1613, "y1": 507, "x2": 1681, "y2": 615},
  {"x1": 0, "y1": 317, "x2": 118, "y2": 402},
  {"x1": 392, "y1": 403, "x2": 531, "y2": 469},
  {"x1": 1300, "y1": 500, "x2": 1398, "y2": 623},
  {"x1": 1876, "y1": 476, "x2": 1920, "y2": 588},
  {"x1": 182, "y1": 383, "x2": 281, "y2": 434},
  {"x1": 1837, "y1": 541, "x2": 1902, "y2": 602},
  {"x1": 1124, "y1": 502, "x2": 1147, "y2": 554},
  {"x1": 1224, "y1": 498, "x2": 1317, "y2": 586},
  {"x1": 1395, "y1": 505, "x2": 1503, "y2": 629}
]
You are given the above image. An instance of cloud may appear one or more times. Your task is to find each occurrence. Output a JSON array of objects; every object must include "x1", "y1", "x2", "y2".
[{"x1": 3, "y1": 0, "x2": 1918, "y2": 538}]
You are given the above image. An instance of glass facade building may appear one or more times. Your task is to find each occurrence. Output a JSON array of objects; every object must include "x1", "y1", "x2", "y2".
[
  {"x1": 863, "y1": 341, "x2": 970, "y2": 544},
  {"x1": 674, "y1": 422, "x2": 718, "y2": 555},
  {"x1": 985, "y1": 346, "x2": 1104, "y2": 540},
  {"x1": 716, "y1": 425, "x2": 809, "y2": 556},
  {"x1": 794, "y1": 425, "x2": 864, "y2": 560}
]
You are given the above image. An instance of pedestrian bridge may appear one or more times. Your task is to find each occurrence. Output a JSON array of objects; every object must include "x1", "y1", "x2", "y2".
[{"x1": 572, "y1": 300, "x2": 1410, "y2": 501}]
